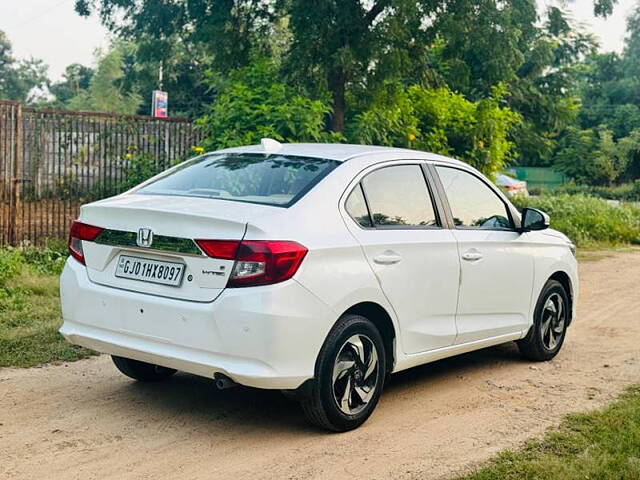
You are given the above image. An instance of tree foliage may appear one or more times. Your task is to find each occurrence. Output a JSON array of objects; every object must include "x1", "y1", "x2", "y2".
[
  {"x1": 197, "y1": 59, "x2": 341, "y2": 150},
  {"x1": 66, "y1": 46, "x2": 142, "y2": 115},
  {"x1": 18, "y1": 0, "x2": 635, "y2": 186},
  {"x1": 352, "y1": 83, "x2": 518, "y2": 175},
  {"x1": 0, "y1": 30, "x2": 49, "y2": 103}
]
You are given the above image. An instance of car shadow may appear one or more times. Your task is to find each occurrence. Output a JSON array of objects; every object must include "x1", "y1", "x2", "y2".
[
  {"x1": 108, "y1": 341, "x2": 529, "y2": 433},
  {"x1": 385, "y1": 341, "x2": 527, "y2": 392}
]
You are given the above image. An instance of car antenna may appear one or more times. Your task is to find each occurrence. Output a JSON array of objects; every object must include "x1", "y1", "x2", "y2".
[{"x1": 261, "y1": 138, "x2": 283, "y2": 153}]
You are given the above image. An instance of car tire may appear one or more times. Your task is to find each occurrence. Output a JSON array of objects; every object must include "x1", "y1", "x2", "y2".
[
  {"x1": 111, "y1": 355, "x2": 177, "y2": 382},
  {"x1": 517, "y1": 279, "x2": 570, "y2": 361},
  {"x1": 300, "y1": 314, "x2": 386, "y2": 432}
]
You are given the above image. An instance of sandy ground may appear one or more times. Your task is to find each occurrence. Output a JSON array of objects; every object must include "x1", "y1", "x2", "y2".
[{"x1": 1, "y1": 251, "x2": 639, "y2": 480}]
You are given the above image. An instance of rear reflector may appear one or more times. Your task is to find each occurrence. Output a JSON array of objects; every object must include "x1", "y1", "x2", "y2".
[
  {"x1": 68, "y1": 221, "x2": 104, "y2": 265},
  {"x1": 197, "y1": 239, "x2": 308, "y2": 287}
]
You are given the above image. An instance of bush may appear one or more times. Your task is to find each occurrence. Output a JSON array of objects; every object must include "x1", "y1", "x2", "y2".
[
  {"x1": 0, "y1": 240, "x2": 68, "y2": 284},
  {"x1": 19, "y1": 240, "x2": 68, "y2": 276},
  {"x1": 0, "y1": 248, "x2": 24, "y2": 286},
  {"x1": 513, "y1": 194, "x2": 640, "y2": 247},
  {"x1": 554, "y1": 180, "x2": 640, "y2": 202}
]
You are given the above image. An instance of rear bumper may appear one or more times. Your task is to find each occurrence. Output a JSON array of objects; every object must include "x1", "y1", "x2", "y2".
[{"x1": 59, "y1": 258, "x2": 335, "y2": 389}]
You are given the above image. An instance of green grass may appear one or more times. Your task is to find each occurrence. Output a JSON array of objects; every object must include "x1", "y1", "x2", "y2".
[
  {"x1": 459, "y1": 386, "x2": 640, "y2": 480},
  {"x1": 513, "y1": 194, "x2": 640, "y2": 248},
  {"x1": 0, "y1": 245, "x2": 96, "y2": 368}
]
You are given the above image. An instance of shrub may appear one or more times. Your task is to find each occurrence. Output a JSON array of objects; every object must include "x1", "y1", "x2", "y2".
[
  {"x1": 0, "y1": 248, "x2": 24, "y2": 286},
  {"x1": 513, "y1": 194, "x2": 640, "y2": 247},
  {"x1": 553, "y1": 180, "x2": 640, "y2": 202},
  {"x1": 19, "y1": 240, "x2": 68, "y2": 276},
  {"x1": 0, "y1": 240, "x2": 69, "y2": 284}
]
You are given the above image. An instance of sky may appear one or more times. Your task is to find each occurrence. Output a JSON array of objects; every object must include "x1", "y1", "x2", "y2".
[{"x1": 0, "y1": 0, "x2": 637, "y2": 81}]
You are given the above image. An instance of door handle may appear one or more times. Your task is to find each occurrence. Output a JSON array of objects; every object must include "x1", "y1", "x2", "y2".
[
  {"x1": 373, "y1": 251, "x2": 402, "y2": 265},
  {"x1": 462, "y1": 250, "x2": 483, "y2": 261}
]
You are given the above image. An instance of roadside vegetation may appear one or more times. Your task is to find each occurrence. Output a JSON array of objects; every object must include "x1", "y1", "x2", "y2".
[
  {"x1": 554, "y1": 180, "x2": 640, "y2": 203},
  {"x1": 512, "y1": 194, "x2": 640, "y2": 248},
  {"x1": 460, "y1": 386, "x2": 640, "y2": 480},
  {"x1": 0, "y1": 242, "x2": 95, "y2": 368}
]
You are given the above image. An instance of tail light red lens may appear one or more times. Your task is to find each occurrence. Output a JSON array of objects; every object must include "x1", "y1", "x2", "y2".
[
  {"x1": 197, "y1": 239, "x2": 308, "y2": 287},
  {"x1": 229, "y1": 241, "x2": 308, "y2": 287},
  {"x1": 194, "y1": 239, "x2": 241, "y2": 260},
  {"x1": 68, "y1": 221, "x2": 103, "y2": 265}
]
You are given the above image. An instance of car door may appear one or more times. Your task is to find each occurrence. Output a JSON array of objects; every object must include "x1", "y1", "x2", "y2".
[
  {"x1": 432, "y1": 164, "x2": 535, "y2": 345},
  {"x1": 343, "y1": 162, "x2": 460, "y2": 355}
]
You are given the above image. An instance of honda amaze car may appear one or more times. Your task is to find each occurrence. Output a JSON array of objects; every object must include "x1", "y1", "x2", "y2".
[{"x1": 60, "y1": 140, "x2": 578, "y2": 431}]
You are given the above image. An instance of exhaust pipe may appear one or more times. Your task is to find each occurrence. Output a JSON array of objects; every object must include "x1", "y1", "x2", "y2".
[{"x1": 214, "y1": 373, "x2": 238, "y2": 390}]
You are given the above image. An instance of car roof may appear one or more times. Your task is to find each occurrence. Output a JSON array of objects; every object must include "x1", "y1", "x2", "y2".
[{"x1": 216, "y1": 142, "x2": 465, "y2": 165}]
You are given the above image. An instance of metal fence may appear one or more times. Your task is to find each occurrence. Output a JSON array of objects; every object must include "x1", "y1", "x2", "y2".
[{"x1": 0, "y1": 100, "x2": 203, "y2": 246}]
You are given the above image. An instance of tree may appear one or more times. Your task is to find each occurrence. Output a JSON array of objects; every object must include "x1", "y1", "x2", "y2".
[
  {"x1": 197, "y1": 58, "x2": 340, "y2": 150},
  {"x1": 508, "y1": 6, "x2": 596, "y2": 166},
  {"x1": 352, "y1": 83, "x2": 519, "y2": 175},
  {"x1": 67, "y1": 46, "x2": 142, "y2": 114},
  {"x1": 0, "y1": 30, "x2": 49, "y2": 103},
  {"x1": 49, "y1": 63, "x2": 94, "y2": 107},
  {"x1": 75, "y1": 0, "x2": 621, "y2": 132}
]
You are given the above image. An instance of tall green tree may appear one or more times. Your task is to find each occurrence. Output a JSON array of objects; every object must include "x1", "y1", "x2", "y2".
[
  {"x1": 67, "y1": 46, "x2": 142, "y2": 114},
  {"x1": 0, "y1": 30, "x2": 49, "y2": 103},
  {"x1": 75, "y1": 0, "x2": 616, "y2": 132},
  {"x1": 49, "y1": 63, "x2": 94, "y2": 107}
]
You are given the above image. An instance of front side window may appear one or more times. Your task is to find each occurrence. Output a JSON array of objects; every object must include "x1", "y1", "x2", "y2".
[
  {"x1": 360, "y1": 165, "x2": 438, "y2": 227},
  {"x1": 135, "y1": 153, "x2": 340, "y2": 207},
  {"x1": 436, "y1": 166, "x2": 512, "y2": 229}
]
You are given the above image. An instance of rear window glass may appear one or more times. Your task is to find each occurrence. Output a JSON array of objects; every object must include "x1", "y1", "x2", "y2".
[{"x1": 135, "y1": 153, "x2": 340, "y2": 207}]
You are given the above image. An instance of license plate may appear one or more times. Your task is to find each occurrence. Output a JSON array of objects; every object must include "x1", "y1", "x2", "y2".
[{"x1": 115, "y1": 255, "x2": 185, "y2": 287}]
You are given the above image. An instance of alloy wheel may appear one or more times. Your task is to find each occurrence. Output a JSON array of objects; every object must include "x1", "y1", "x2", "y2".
[
  {"x1": 540, "y1": 292, "x2": 566, "y2": 350},
  {"x1": 332, "y1": 334, "x2": 380, "y2": 415}
]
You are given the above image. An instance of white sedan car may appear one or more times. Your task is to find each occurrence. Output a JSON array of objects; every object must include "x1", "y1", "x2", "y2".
[{"x1": 60, "y1": 140, "x2": 578, "y2": 431}]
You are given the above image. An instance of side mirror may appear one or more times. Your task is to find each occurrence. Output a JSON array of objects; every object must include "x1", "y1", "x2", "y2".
[{"x1": 521, "y1": 207, "x2": 550, "y2": 232}]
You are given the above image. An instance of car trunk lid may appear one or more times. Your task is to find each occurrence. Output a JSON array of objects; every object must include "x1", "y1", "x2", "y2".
[{"x1": 77, "y1": 194, "x2": 270, "y2": 302}]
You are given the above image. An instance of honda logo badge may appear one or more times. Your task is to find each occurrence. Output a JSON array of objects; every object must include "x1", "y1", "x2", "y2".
[{"x1": 137, "y1": 228, "x2": 153, "y2": 248}]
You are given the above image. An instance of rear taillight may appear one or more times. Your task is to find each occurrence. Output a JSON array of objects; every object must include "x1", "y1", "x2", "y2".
[
  {"x1": 197, "y1": 239, "x2": 308, "y2": 287},
  {"x1": 68, "y1": 221, "x2": 103, "y2": 265},
  {"x1": 194, "y1": 240, "x2": 241, "y2": 260}
]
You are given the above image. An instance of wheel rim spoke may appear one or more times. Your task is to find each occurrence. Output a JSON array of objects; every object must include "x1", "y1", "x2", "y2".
[
  {"x1": 340, "y1": 375, "x2": 352, "y2": 414},
  {"x1": 354, "y1": 384, "x2": 374, "y2": 403},
  {"x1": 364, "y1": 348, "x2": 378, "y2": 381},
  {"x1": 348, "y1": 335, "x2": 366, "y2": 366},
  {"x1": 332, "y1": 334, "x2": 379, "y2": 416}
]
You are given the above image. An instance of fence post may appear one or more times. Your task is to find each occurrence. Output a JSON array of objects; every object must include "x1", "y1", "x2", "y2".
[{"x1": 8, "y1": 102, "x2": 22, "y2": 245}]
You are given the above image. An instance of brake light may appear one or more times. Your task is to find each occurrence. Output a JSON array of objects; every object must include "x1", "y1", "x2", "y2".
[
  {"x1": 197, "y1": 239, "x2": 308, "y2": 287},
  {"x1": 194, "y1": 240, "x2": 241, "y2": 260},
  {"x1": 68, "y1": 221, "x2": 103, "y2": 265},
  {"x1": 229, "y1": 241, "x2": 308, "y2": 287}
]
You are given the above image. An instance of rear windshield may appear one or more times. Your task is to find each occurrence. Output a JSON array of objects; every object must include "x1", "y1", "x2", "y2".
[{"x1": 134, "y1": 153, "x2": 340, "y2": 207}]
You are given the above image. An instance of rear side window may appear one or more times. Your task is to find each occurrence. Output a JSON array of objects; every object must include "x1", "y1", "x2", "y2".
[
  {"x1": 358, "y1": 165, "x2": 438, "y2": 228},
  {"x1": 345, "y1": 184, "x2": 373, "y2": 227},
  {"x1": 435, "y1": 166, "x2": 513, "y2": 229},
  {"x1": 135, "y1": 153, "x2": 340, "y2": 207}
]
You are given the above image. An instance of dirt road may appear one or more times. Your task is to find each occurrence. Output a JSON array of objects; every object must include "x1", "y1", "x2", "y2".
[{"x1": 1, "y1": 251, "x2": 639, "y2": 480}]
